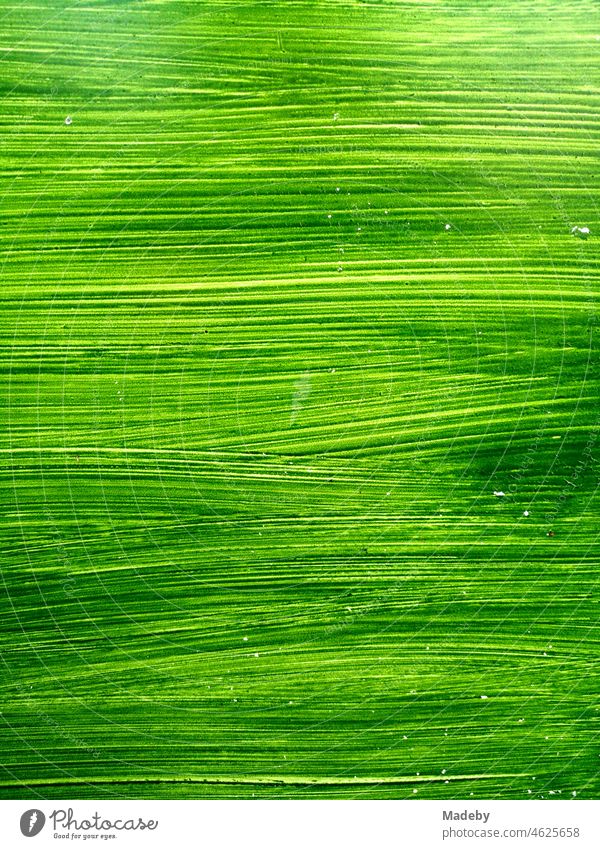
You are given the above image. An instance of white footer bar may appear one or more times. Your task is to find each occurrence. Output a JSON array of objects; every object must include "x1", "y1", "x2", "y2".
[{"x1": 1, "y1": 799, "x2": 598, "y2": 849}]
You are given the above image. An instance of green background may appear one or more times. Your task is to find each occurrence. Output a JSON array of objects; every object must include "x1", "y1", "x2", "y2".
[{"x1": 1, "y1": 0, "x2": 599, "y2": 799}]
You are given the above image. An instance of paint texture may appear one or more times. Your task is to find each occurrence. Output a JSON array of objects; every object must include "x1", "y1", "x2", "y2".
[{"x1": 1, "y1": 1, "x2": 599, "y2": 799}]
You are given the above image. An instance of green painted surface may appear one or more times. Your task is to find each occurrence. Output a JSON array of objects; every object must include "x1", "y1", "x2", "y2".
[{"x1": 1, "y1": 1, "x2": 599, "y2": 799}]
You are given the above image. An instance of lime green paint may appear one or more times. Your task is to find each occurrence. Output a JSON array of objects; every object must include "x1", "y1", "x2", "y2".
[{"x1": 1, "y1": 1, "x2": 599, "y2": 799}]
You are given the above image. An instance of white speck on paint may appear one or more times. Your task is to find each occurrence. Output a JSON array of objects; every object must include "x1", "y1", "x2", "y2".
[
  {"x1": 493, "y1": 490, "x2": 506, "y2": 497},
  {"x1": 571, "y1": 226, "x2": 590, "y2": 239},
  {"x1": 243, "y1": 636, "x2": 248, "y2": 641},
  {"x1": 413, "y1": 788, "x2": 418, "y2": 793},
  {"x1": 336, "y1": 187, "x2": 340, "y2": 192},
  {"x1": 444, "y1": 223, "x2": 451, "y2": 230},
  {"x1": 253, "y1": 652, "x2": 259, "y2": 658},
  {"x1": 327, "y1": 214, "x2": 332, "y2": 219},
  {"x1": 64, "y1": 116, "x2": 72, "y2": 125},
  {"x1": 523, "y1": 510, "x2": 530, "y2": 516},
  {"x1": 333, "y1": 112, "x2": 339, "y2": 121},
  {"x1": 480, "y1": 695, "x2": 488, "y2": 699},
  {"x1": 572, "y1": 791, "x2": 577, "y2": 796},
  {"x1": 441, "y1": 769, "x2": 446, "y2": 774}
]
